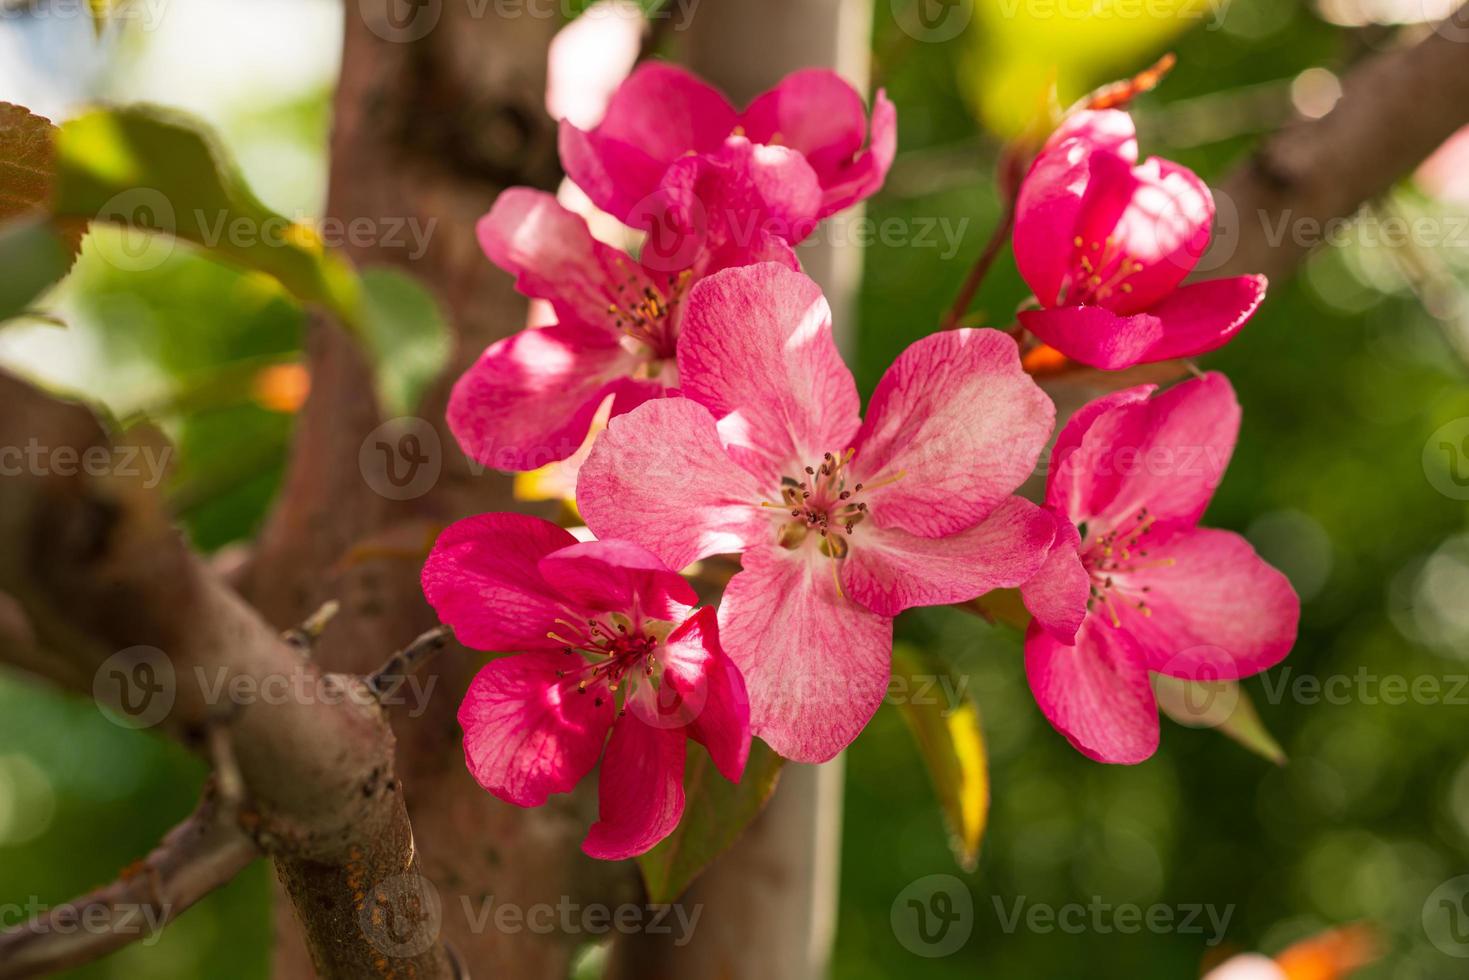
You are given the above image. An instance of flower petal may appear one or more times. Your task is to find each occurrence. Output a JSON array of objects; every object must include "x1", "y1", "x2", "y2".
[
  {"x1": 653, "y1": 606, "x2": 752, "y2": 781},
  {"x1": 718, "y1": 546, "x2": 893, "y2": 763},
  {"x1": 1015, "y1": 140, "x2": 1092, "y2": 307},
  {"x1": 576, "y1": 397, "x2": 771, "y2": 570},
  {"x1": 538, "y1": 539, "x2": 697, "y2": 623},
  {"x1": 814, "y1": 88, "x2": 897, "y2": 217},
  {"x1": 853, "y1": 328, "x2": 1054, "y2": 537},
  {"x1": 1018, "y1": 302, "x2": 1166, "y2": 371},
  {"x1": 582, "y1": 716, "x2": 686, "y2": 860},
  {"x1": 558, "y1": 118, "x2": 669, "y2": 223},
  {"x1": 659, "y1": 136, "x2": 824, "y2": 251},
  {"x1": 1045, "y1": 384, "x2": 1156, "y2": 521},
  {"x1": 1024, "y1": 619, "x2": 1159, "y2": 764},
  {"x1": 1019, "y1": 509, "x2": 1091, "y2": 643},
  {"x1": 447, "y1": 324, "x2": 661, "y2": 472},
  {"x1": 1134, "y1": 275, "x2": 1268, "y2": 362},
  {"x1": 843, "y1": 497, "x2": 1055, "y2": 617},
  {"x1": 1045, "y1": 109, "x2": 1138, "y2": 162},
  {"x1": 678, "y1": 263, "x2": 861, "y2": 483},
  {"x1": 459, "y1": 650, "x2": 615, "y2": 806},
  {"x1": 423, "y1": 513, "x2": 580, "y2": 652},
  {"x1": 545, "y1": 0, "x2": 645, "y2": 129},
  {"x1": 477, "y1": 188, "x2": 653, "y2": 334},
  {"x1": 1101, "y1": 156, "x2": 1214, "y2": 313},
  {"x1": 1111, "y1": 527, "x2": 1299, "y2": 681}
]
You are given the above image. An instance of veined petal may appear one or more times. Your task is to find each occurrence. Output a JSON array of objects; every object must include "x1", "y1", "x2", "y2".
[
  {"x1": 718, "y1": 546, "x2": 893, "y2": 763},
  {"x1": 1046, "y1": 384, "x2": 1155, "y2": 521},
  {"x1": 538, "y1": 539, "x2": 697, "y2": 623},
  {"x1": 1025, "y1": 619, "x2": 1159, "y2": 765},
  {"x1": 653, "y1": 606, "x2": 752, "y2": 781},
  {"x1": 558, "y1": 119, "x2": 669, "y2": 222},
  {"x1": 1015, "y1": 140, "x2": 1092, "y2": 307},
  {"x1": 590, "y1": 61, "x2": 737, "y2": 165},
  {"x1": 853, "y1": 329, "x2": 1054, "y2": 538},
  {"x1": 459, "y1": 651, "x2": 615, "y2": 807},
  {"x1": 842, "y1": 497, "x2": 1055, "y2": 617},
  {"x1": 1019, "y1": 510, "x2": 1090, "y2": 644},
  {"x1": 1018, "y1": 304, "x2": 1166, "y2": 371},
  {"x1": 678, "y1": 263, "x2": 861, "y2": 483},
  {"x1": 814, "y1": 88, "x2": 897, "y2": 217},
  {"x1": 1097, "y1": 156, "x2": 1214, "y2": 314},
  {"x1": 1137, "y1": 275, "x2": 1267, "y2": 362},
  {"x1": 576, "y1": 398, "x2": 771, "y2": 570},
  {"x1": 583, "y1": 715, "x2": 686, "y2": 860},
  {"x1": 659, "y1": 136, "x2": 824, "y2": 252},
  {"x1": 423, "y1": 513, "x2": 580, "y2": 652},
  {"x1": 447, "y1": 325, "x2": 662, "y2": 472},
  {"x1": 1111, "y1": 527, "x2": 1299, "y2": 681}
]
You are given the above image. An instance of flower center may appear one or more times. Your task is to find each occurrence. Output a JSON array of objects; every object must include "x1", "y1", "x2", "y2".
[
  {"x1": 547, "y1": 613, "x2": 670, "y2": 714},
  {"x1": 606, "y1": 268, "x2": 695, "y2": 361},
  {"x1": 1080, "y1": 507, "x2": 1175, "y2": 626},
  {"x1": 760, "y1": 450, "x2": 905, "y2": 559},
  {"x1": 1064, "y1": 234, "x2": 1144, "y2": 307}
]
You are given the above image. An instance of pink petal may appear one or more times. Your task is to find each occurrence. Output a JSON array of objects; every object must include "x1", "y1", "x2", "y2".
[
  {"x1": 576, "y1": 397, "x2": 771, "y2": 571},
  {"x1": 1109, "y1": 527, "x2": 1299, "y2": 681},
  {"x1": 1014, "y1": 140, "x2": 1092, "y2": 307},
  {"x1": 583, "y1": 716, "x2": 686, "y2": 860},
  {"x1": 678, "y1": 263, "x2": 860, "y2": 484},
  {"x1": 659, "y1": 136, "x2": 824, "y2": 251},
  {"x1": 1086, "y1": 372, "x2": 1240, "y2": 530},
  {"x1": 1018, "y1": 303, "x2": 1165, "y2": 371},
  {"x1": 647, "y1": 606, "x2": 752, "y2": 781},
  {"x1": 477, "y1": 189, "x2": 651, "y2": 335},
  {"x1": 852, "y1": 328, "x2": 1054, "y2": 538},
  {"x1": 1025, "y1": 620, "x2": 1159, "y2": 764},
  {"x1": 459, "y1": 650, "x2": 615, "y2": 806},
  {"x1": 718, "y1": 546, "x2": 893, "y2": 763},
  {"x1": 447, "y1": 324, "x2": 661, "y2": 472},
  {"x1": 1135, "y1": 275, "x2": 1268, "y2": 362},
  {"x1": 1045, "y1": 109, "x2": 1138, "y2": 162},
  {"x1": 423, "y1": 513, "x2": 579, "y2": 652},
  {"x1": 537, "y1": 539, "x2": 697, "y2": 623},
  {"x1": 1046, "y1": 384, "x2": 1156, "y2": 519},
  {"x1": 842, "y1": 497, "x2": 1055, "y2": 617},
  {"x1": 545, "y1": 0, "x2": 645, "y2": 129},
  {"x1": 816, "y1": 88, "x2": 897, "y2": 217},
  {"x1": 558, "y1": 118, "x2": 669, "y2": 223},
  {"x1": 1019, "y1": 510, "x2": 1090, "y2": 643}
]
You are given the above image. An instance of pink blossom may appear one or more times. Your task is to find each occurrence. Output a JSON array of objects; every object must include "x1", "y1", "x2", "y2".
[
  {"x1": 1014, "y1": 109, "x2": 1267, "y2": 370},
  {"x1": 576, "y1": 263, "x2": 1056, "y2": 763},
  {"x1": 545, "y1": 0, "x2": 646, "y2": 130},
  {"x1": 1019, "y1": 373, "x2": 1299, "y2": 763},
  {"x1": 422, "y1": 513, "x2": 750, "y2": 860},
  {"x1": 448, "y1": 187, "x2": 798, "y2": 472},
  {"x1": 559, "y1": 62, "x2": 896, "y2": 244}
]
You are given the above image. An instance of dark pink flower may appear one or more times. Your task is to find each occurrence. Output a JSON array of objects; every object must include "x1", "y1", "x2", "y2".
[
  {"x1": 1019, "y1": 373, "x2": 1299, "y2": 764},
  {"x1": 576, "y1": 263, "x2": 1056, "y2": 763},
  {"x1": 448, "y1": 187, "x2": 798, "y2": 472},
  {"x1": 423, "y1": 513, "x2": 750, "y2": 860},
  {"x1": 1013, "y1": 110, "x2": 1267, "y2": 370},
  {"x1": 559, "y1": 62, "x2": 896, "y2": 242}
]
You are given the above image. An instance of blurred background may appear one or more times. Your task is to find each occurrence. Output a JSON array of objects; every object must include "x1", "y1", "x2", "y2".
[{"x1": 2, "y1": 0, "x2": 1469, "y2": 977}]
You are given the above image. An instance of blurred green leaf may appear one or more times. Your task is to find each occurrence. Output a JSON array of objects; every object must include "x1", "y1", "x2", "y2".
[
  {"x1": 637, "y1": 740, "x2": 783, "y2": 904},
  {"x1": 891, "y1": 643, "x2": 989, "y2": 872},
  {"x1": 52, "y1": 105, "x2": 363, "y2": 329},
  {"x1": 1153, "y1": 675, "x2": 1287, "y2": 765},
  {"x1": 0, "y1": 217, "x2": 71, "y2": 323},
  {"x1": 359, "y1": 266, "x2": 452, "y2": 416}
]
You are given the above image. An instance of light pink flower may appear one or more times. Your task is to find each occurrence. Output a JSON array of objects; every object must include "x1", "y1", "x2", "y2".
[
  {"x1": 576, "y1": 263, "x2": 1056, "y2": 763},
  {"x1": 422, "y1": 513, "x2": 750, "y2": 860},
  {"x1": 448, "y1": 187, "x2": 798, "y2": 472},
  {"x1": 1014, "y1": 109, "x2": 1267, "y2": 370},
  {"x1": 545, "y1": 0, "x2": 646, "y2": 130},
  {"x1": 1019, "y1": 373, "x2": 1299, "y2": 764},
  {"x1": 559, "y1": 62, "x2": 896, "y2": 242}
]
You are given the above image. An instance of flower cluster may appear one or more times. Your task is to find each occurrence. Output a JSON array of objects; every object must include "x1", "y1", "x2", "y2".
[{"x1": 424, "y1": 60, "x2": 1299, "y2": 858}]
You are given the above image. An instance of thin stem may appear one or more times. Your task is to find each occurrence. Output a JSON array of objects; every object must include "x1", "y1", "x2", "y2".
[{"x1": 940, "y1": 192, "x2": 1018, "y2": 332}]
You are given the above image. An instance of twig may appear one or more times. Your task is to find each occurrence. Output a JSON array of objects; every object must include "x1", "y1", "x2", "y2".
[
  {"x1": 366, "y1": 624, "x2": 452, "y2": 703},
  {"x1": 0, "y1": 795, "x2": 260, "y2": 979},
  {"x1": 940, "y1": 191, "x2": 1018, "y2": 331},
  {"x1": 281, "y1": 598, "x2": 340, "y2": 655}
]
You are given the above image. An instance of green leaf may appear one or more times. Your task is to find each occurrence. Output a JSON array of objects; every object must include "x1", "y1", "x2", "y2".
[
  {"x1": 636, "y1": 739, "x2": 784, "y2": 904},
  {"x1": 0, "y1": 217, "x2": 71, "y2": 323},
  {"x1": 359, "y1": 267, "x2": 453, "y2": 416},
  {"x1": 891, "y1": 644, "x2": 989, "y2": 872},
  {"x1": 51, "y1": 105, "x2": 362, "y2": 328},
  {"x1": 1153, "y1": 675, "x2": 1287, "y2": 766}
]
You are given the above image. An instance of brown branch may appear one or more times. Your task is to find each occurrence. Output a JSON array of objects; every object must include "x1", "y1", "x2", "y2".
[
  {"x1": 366, "y1": 624, "x2": 451, "y2": 702},
  {"x1": 0, "y1": 792, "x2": 258, "y2": 980},
  {"x1": 1207, "y1": 3, "x2": 1469, "y2": 281}
]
